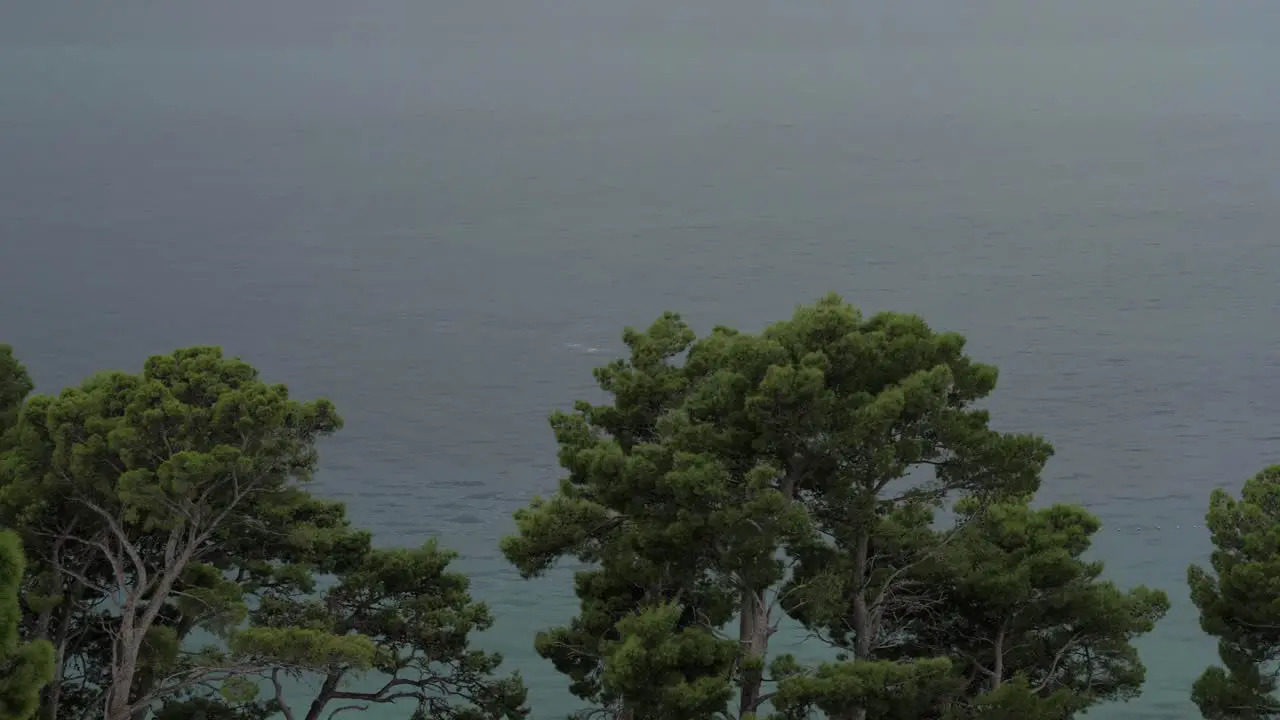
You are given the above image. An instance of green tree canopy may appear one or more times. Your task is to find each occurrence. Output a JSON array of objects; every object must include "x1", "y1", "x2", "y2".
[
  {"x1": 0, "y1": 346, "x2": 522, "y2": 720},
  {"x1": 245, "y1": 538, "x2": 528, "y2": 720},
  {"x1": 0, "y1": 530, "x2": 54, "y2": 720},
  {"x1": 502, "y1": 312, "x2": 750, "y2": 717},
  {"x1": 503, "y1": 295, "x2": 1083, "y2": 720},
  {"x1": 910, "y1": 499, "x2": 1168, "y2": 718},
  {"x1": 0, "y1": 296, "x2": 1180, "y2": 720},
  {"x1": 0, "y1": 347, "x2": 354, "y2": 719},
  {"x1": 0, "y1": 345, "x2": 33, "y2": 440},
  {"x1": 1189, "y1": 465, "x2": 1280, "y2": 718}
]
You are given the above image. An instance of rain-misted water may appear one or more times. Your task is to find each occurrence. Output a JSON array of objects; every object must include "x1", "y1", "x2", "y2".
[{"x1": 3, "y1": 1, "x2": 1279, "y2": 717}]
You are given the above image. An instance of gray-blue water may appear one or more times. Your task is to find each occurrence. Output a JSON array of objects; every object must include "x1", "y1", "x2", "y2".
[{"x1": 3, "y1": 2, "x2": 1279, "y2": 717}]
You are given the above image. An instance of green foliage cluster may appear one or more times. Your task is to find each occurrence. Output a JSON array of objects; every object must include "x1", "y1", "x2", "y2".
[
  {"x1": 500, "y1": 295, "x2": 1178, "y2": 720},
  {"x1": 0, "y1": 295, "x2": 1271, "y2": 720},
  {"x1": 0, "y1": 344, "x2": 526, "y2": 720},
  {"x1": 1189, "y1": 466, "x2": 1280, "y2": 718},
  {"x1": 0, "y1": 529, "x2": 54, "y2": 720}
]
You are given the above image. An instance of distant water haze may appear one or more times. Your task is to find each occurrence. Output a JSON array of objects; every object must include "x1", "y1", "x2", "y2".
[{"x1": 3, "y1": 1, "x2": 1279, "y2": 717}]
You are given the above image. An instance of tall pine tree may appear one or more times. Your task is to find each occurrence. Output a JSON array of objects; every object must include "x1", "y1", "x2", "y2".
[
  {"x1": 1189, "y1": 465, "x2": 1280, "y2": 718},
  {"x1": 504, "y1": 295, "x2": 1057, "y2": 719}
]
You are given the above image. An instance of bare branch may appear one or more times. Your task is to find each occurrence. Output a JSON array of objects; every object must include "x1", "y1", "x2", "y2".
[
  {"x1": 125, "y1": 662, "x2": 281, "y2": 716},
  {"x1": 1032, "y1": 632, "x2": 1085, "y2": 693},
  {"x1": 45, "y1": 528, "x2": 126, "y2": 599},
  {"x1": 77, "y1": 499, "x2": 149, "y2": 595},
  {"x1": 36, "y1": 538, "x2": 115, "y2": 594},
  {"x1": 329, "y1": 677, "x2": 428, "y2": 702},
  {"x1": 272, "y1": 668, "x2": 297, "y2": 720}
]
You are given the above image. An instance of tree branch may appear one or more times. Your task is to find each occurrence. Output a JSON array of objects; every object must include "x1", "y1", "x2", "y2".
[
  {"x1": 272, "y1": 669, "x2": 297, "y2": 720},
  {"x1": 1032, "y1": 632, "x2": 1085, "y2": 693},
  {"x1": 125, "y1": 662, "x2": 279, "y2": 716},
  {"x1": 77, "y1": 499, "x2": 149, "y2": 596},
  {"x1": 329, "y1": 677, "x2": 425, "y2": 703}
]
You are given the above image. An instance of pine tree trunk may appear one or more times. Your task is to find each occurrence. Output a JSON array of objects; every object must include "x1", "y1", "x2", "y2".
[
  {"x1": 738, "y1": 589, "x2": 768, "y2": 717},
  {"x1": 41, "y1": 601, "x2": 74, "y2": 720},
  {"x1": 105, "y1": 617, "x2": 140, "y2": 720},
  {"x1": 38, "y1": 558, "x2": 77, "y2": 720},
  {"x1": 735, "y1": 466, "x2": 801, "y2": 719},
  {"x1": 850, "y1": 526, "x2": 873, "y2": 720},
  {"x1": 105, "y1": 663, "x2": 136, "y2": 720},
  {"x1": 303, "y1": 674, "x2": 342, "y2": 720},
  {"x1": 991, "y1": 626, "x2": 1006, "y2": 690}
]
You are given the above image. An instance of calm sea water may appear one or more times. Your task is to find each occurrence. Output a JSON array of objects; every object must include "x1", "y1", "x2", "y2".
[{"x1": 3, "y1": 2, "x2": 1279, "y2": 717}]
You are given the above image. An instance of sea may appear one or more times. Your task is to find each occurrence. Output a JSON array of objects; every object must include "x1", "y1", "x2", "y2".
[{"x1": 2, "y1": 1, "x2": 1278, "y2": 717}]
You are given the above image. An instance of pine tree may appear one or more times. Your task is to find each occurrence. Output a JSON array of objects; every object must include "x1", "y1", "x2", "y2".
[
  {"x1": 505, "y1": 295, "x2": 1057, "y2": 719},
  {"x1": 909, "y1": 499, "x2": 1168, "y2": 717},
  {"x1": 1189, "y1": 465, "x2": 1280, "y2": 718}
]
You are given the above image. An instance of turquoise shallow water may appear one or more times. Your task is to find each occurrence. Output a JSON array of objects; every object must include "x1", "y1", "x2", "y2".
[{"x1": 3, "y1": 2, "x2": 1280, "y2": 717}]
